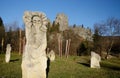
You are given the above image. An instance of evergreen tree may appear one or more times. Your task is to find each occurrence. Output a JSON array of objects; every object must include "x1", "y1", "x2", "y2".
[
  {"x1": 93, "y1": 25, "x2": 102, "y2": 55},
  {"x1": 93, "y1": 27, "x2": 100, "y2": 43},
  {"x1": 0, "y1": 17, "x2": 5, "y2": 53}
]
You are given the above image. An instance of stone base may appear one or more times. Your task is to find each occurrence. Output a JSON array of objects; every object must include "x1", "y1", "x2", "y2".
[{"x1": 21, "y1": 56, "x2": 47, "y2": 78}]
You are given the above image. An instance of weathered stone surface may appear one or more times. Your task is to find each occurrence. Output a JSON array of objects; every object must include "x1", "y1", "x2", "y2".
[
  {"x1": 5, "y1": 44, "x2": 11, "y2": 63},
  {"x1": 22, "y1": 11, "x2": 48, "y2": 78},
  {"x1": 90, "y1": 51, "x2": 101, "y2": 68},
  {"x1": 69, "y1": 26, "x2": 93, "y2": 41},
  {"x1": 55, "y1": 13, "x2": 68, "y2": 31},
  {"x1": 47, "y1": 50, "x2": 55, "y2": 62}
]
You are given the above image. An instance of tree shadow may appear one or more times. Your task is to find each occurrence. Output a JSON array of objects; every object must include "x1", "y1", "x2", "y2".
[
  {"x1": 10, "y1": 59, "x2": 19, "y2": 62},
  {"x1": 46, "y1": 57, "x2": 50, "y2": 78},
  {"x1": 101, "y1": 63, "x2": 120, "y2": 71},
  {"x1": 77, "y1": 62, "x2": 90, "y2": 67}
]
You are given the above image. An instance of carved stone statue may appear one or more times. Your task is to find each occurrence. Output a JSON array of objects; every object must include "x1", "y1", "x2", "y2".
[{"x1": 21, "y1": 11, "x2": 48, "y2": 78}]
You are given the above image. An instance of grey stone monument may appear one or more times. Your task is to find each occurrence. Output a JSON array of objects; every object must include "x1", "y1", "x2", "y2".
[
  {"x1": 21, "y1": 11, "x2": 48, "y2": 78},
  {"x1": 90, "y1": 51, "x2": 101, "y2": 68},
  {"x1": 47, "y1": 50, "x2": 55, "y2": 62},
  {"x1": 5, "y1": 44, "x2": 11, "y2": 63}
]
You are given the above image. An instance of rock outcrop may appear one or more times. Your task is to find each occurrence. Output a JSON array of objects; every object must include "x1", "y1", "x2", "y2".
[{"x1": 55, "y1": 13, "x2": 68, "y2": 31}]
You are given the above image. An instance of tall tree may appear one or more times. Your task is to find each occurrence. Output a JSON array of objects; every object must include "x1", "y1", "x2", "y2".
[
  {"x1": 0, "y1": 17, "x2": 5, "y2": 53},
  {"x1": 93, "y1": 24, "x2": 102, "y2": 56}
]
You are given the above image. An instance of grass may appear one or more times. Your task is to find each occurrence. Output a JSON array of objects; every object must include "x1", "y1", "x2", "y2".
[
  {"x1": 0, "y1": 53, "x2": 22, "y2": 78},
  {"x1": 0, "y1": 53, "x2": 120, "y2": 78}
]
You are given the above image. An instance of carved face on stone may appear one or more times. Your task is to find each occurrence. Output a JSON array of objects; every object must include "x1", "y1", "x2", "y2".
[{"x1": 32, "y1": 16, "x2": 42, "y2": 27}]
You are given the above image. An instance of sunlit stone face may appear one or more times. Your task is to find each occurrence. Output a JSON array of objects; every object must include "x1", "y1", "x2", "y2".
[
  {"x1": 22, "y1": 11, "x2": 47, "y2": 78},
  {"x1": 32, "y1": 16, "x2": 42, "y2": 27}
]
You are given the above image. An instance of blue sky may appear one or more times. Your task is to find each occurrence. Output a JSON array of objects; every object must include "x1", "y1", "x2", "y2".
[{"x1": 0, "y1": 0, "x2": 120, "y2": 29}]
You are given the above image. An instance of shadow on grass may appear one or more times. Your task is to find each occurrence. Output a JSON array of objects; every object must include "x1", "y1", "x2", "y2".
[
  {"x1": 77, "y1": 62, "x2": 90, "y2": 67},
  {"x1": 10, "y1": 59, "x2": 19, "y2": 62},
  {"x1": 101, "y1": 63, "x2": 120, "y2": 71},
  {"x1": 46, "y1": 58, "x2": 50, "y2": 78}
]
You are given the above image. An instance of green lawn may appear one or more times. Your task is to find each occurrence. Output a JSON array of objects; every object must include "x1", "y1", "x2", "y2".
[{"x1": 0, "y1": 53, "x2": 120, "y2": 78}]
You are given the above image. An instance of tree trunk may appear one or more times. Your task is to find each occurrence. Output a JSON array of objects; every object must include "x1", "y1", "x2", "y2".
[
  {"x1": 65, "y1": 40, "x2": 68, "y2": 58},
  {"x1": 19, "y1": 29, "x2": 22, "y2": 55},
  {"x1": 105, "y1": 40, "x2": 114, "y2": 59}
]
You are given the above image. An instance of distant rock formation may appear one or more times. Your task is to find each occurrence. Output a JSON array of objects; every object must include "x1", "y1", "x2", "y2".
[
  {"x1": 69, "y1": 26, "x2": 93, "y2": 41},
  {"x1": 50, "y1": 13, "x2": 93, "y2": 41},
  {"x1": 55, "y1": 13, "x2": 68, "y2": 31}
]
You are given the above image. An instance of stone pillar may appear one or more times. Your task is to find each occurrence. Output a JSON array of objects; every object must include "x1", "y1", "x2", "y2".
[
  {"x1": 5, "y1": 44, "x2": 11, "y2": 63},
  {"x1": 47, "y1": 50, "x2": 55, "y2": 62},
  {"x1": 22, "y1": 11, "x2": 48, "y2": 78},
  {"x1": 90, "y1": 51, "x2": 101, "y2": 68}
]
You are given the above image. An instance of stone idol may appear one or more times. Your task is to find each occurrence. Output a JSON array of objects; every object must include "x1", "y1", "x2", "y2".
[
  {"x1": 21, "y1": 11, "x2": 48, "y2": 78},
  {"x1": 47, "y1": 50, "x2": 55, "y2": 62},
  {"x1": 5, "y1": 44, "x2": 11, "y2": 63},
  {"x1": 90, "y1": 51, "x2": 101, "y2": 68}
]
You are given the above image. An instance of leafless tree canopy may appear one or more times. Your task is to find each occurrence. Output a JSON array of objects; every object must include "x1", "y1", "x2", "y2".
[
  {"x1": 93, "y1": 17, "x2": 120, "y2": 58},
  {"x1": 94, "y1": 17, "x2": 120, "y2": 36}
]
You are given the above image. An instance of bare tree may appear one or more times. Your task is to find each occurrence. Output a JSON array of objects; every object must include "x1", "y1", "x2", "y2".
[
  {"x1": 5, "y1": 21, "x2": 20, "y2": 52},
  {"x1": 94, "y1": 17, "x2": 120, "y2": 59},
  {"x1": 19, "y1": 29, "x2": 22, "y2": 55}
]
